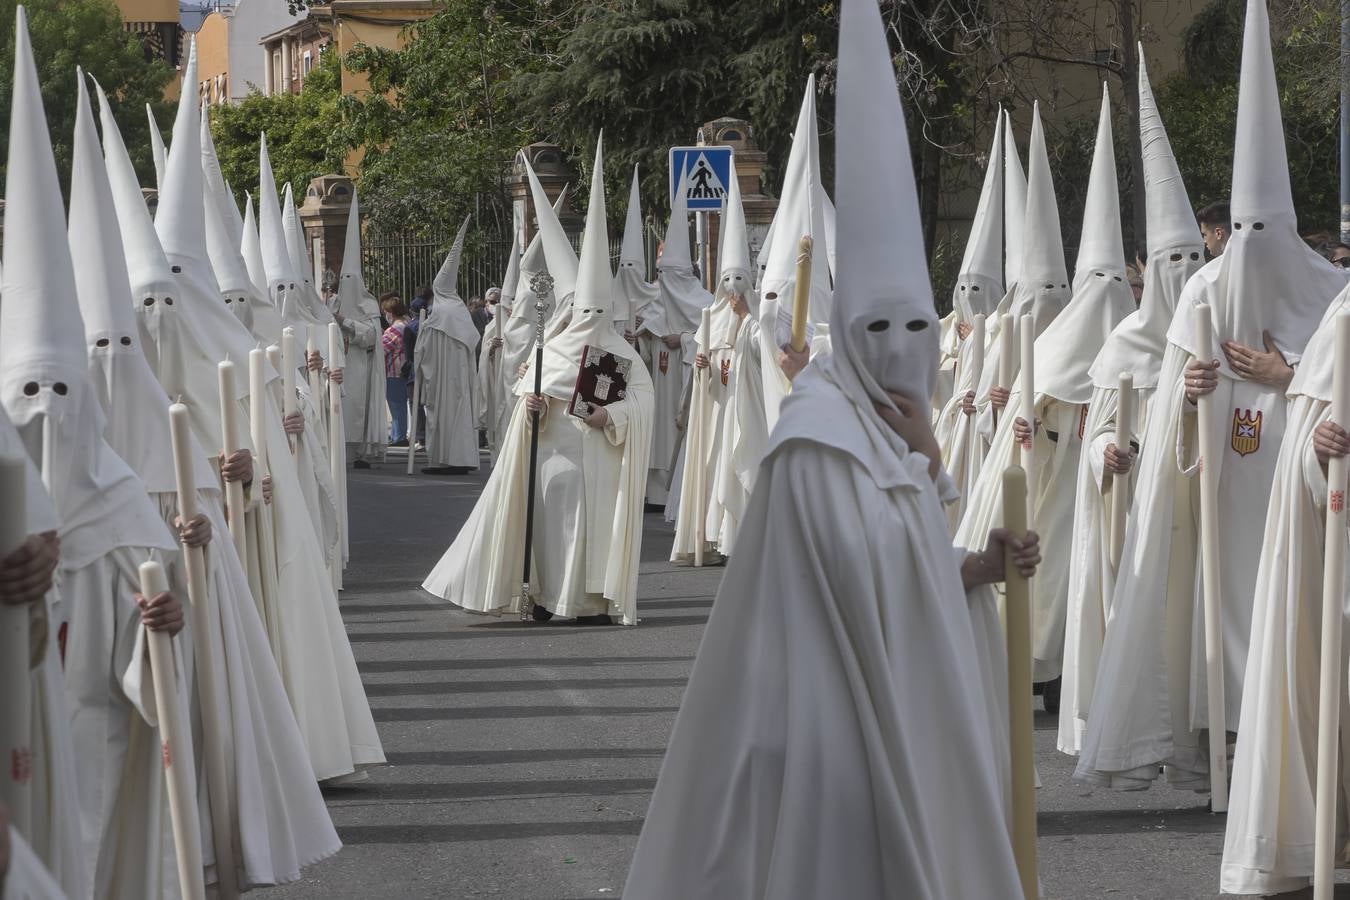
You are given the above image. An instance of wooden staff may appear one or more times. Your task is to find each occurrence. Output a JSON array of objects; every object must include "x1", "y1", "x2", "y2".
[
  {"x1": 1192, "y1": 302, "x2": 1228, "y2": 811},
  {"x1": 1314, "y1": 313, "x2": 1350, "y2": 899},
  {"x1": 281, "y1": 329, "x2": 298, "y2": 456},
  {"x1": 0, "y1": 454, "x2": 31, "y2": 835},
  {"x1": 217, "y1": 361, "x2": 248, "y2": 563},
  {"x1": 789, "y1": 235, "x2": 813, "y2": 353},
  {"x1": 328, "y1": 322, "x2": 346, "y2": 592},
  {"x1": 168, "y1": 404, "x2": 240, "y2": 898},
  {"x1": 995, "y1": 312, "x2": 1014, "y2": 430},
  {"x1": 1017, "y1": 313, "x2": 1036, "y2": 527},
  {"x1": 520, "y1": 276, "x2": 552, "y2": 619},
  {"x1": 1109, "y1": 372, "x2": 1134, "y2": 570},
  {"x1": 137, "y1": 559, "x2": 206, "y2": 900},
  {"x1": 1002, "y1": 465, "x2": 1038, "y2": 900},
  {"x1": 694, "y1": 306, "x2": 711, "y2": 567},
  {"x1": 406, "y1": 309, "x2": 426, "y2": 476}
]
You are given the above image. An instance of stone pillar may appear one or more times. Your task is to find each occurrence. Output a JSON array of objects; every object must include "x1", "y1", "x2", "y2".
[
  {"x1": 280, "y1": 38, "x2": 292, "y2": 93},
  {"x1": 508, "y1": 142, "x2": 582, "y2": 250},
  {"x1": 699, "y1": 117, "x2": 777, "y2": 278},
  {"x1": 263, "y1": 46, "x2": 274, "y2": 96},
  {"x1": 298, "y1": 175, "x2": 354, "y2": 289}
]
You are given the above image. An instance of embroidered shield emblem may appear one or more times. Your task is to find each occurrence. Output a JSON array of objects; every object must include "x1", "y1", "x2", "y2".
[
  {"x1": 720, "y1": 358, "x2": 730, "y2": 386},
  {"x1": 1332, "y1": 490, "x2": 1345, "y2": 513},
  {"x1": 1231, "y1": 408, "x2": 1262, "y2": 457},
  {"x1": 11, "y1": 748, "x2": 32, "y2": 783},
  {"x1": 659, "y1": 350, "x2": 669, "y2": 374}
]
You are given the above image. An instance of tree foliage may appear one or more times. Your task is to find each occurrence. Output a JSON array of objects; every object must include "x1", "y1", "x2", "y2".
[
  {"x1": 209, "y1": 47, "x2": 347, "y2": 209},
  {"x1": 0, "y1": 0, "x2": 173, "y2": 195},
  {"x1": 339, "y1": 0, "x2": 562, "y2": 239},
  {"x1": 512, "y1": 0, "x2": 836, "y2": 229}
]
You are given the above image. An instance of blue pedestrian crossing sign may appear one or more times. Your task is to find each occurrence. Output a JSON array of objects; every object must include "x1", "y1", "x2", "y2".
[{"x1": 669, "y1": 146, "x2": 734, "y2": 211}]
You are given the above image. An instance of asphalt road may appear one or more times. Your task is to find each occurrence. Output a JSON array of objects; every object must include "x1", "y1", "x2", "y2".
[{"x1": 268, "y1": 451, "x2": 1345, "y2": 900}]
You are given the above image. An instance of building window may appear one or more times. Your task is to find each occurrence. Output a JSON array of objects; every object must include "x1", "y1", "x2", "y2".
[{"x1": 302, "y1": 50, "x2": 312, "y2": 75}]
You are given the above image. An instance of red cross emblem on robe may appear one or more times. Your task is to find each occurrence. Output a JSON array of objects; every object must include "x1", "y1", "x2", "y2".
[
  {"x1": 658, "y1": 350, "x2": 669, "y2": 374},
  {"x1": 1231, "y1": 408, "x2": 1262, "y2": 457},
  {"x1": 720, "y1": 358, "x2": 730, "y2": 386}
]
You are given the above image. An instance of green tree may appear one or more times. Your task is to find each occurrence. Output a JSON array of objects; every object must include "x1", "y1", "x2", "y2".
[
  {"x1": 208, "y1": 46, "x2": 347, "y2": 210},
  {"x1": 0, "y1": 0, "x2": 174, "y2": 195},
  {"x1": 1155, "y1": 0, "x2": 1339, "y2": 235},
  {"x1": 512, "y1": 0, "x2": 836, "y2": 232},
  {"x1": 340, "y1": 0, "x2": 568, "y2": 239}
]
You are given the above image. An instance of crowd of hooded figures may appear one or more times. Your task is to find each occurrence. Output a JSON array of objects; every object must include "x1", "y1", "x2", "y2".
[{"x1": 8, "y1": 0, "x2": 1350, "y2": 894}]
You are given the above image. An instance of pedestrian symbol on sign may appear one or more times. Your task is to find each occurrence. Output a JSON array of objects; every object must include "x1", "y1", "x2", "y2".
[{"x1": 688, "y1": 156, "x2": 724, "y2": 200}]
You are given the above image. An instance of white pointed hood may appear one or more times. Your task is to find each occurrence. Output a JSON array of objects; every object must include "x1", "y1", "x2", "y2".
[
  {"x1": 522, "y1": 160, "x2": 579, "y2": 306},
  {"x1": 425, "y1": 215, "x2": 481, "y2": 350},
  {"x1": 223, "y1": 178, "x2": 245, "y2": 237},
  {"x1": 1, "y1": 14, "x2": 171, "y2": 567},
  {"x1": 1090, "y1": 50, "x2": 1205, "y2": 390},
  {"x1": 282, "y1": 182, "x2": 332, "y2": 324},
  {"x1": 1072, "y1": 85, "x2": 1126, "y2": 281},
  {"x1": 760, "y1": 75, "x2": 831, "y2": 326},
  {"x1": 257, "y1": 135, "x2": 310, "y2": 326},
  {"x1": 1167, "y1": 0, "x2": 1346, "y2": 368},
  {"x1": 525, "y1": 136, "x2": 642, "y2": 399},
  {"x1": 499, "y1": 230, "x2": 520, "y2": 309},
  {"x1": 1003, "y1": 113, "x2": 1028, "y2": 290},
  {"x1": 508, "y1": 184, "x2": 568, "y2": 335},
  {"x1": 335, "y1": 190, "x2": 379, "y2": 321},
  {"x1": 240, "y1": 192, "x2": 269, "y2": 298},
  {"x1": 70, "y1": 70, "x2": 214, "y2": 495},
  {"x1": 656, "y1": 166, "x2": 713, "y2": 333},
  {"x1": 139, "y1": 38, "x2": 261, "y2": 444},
  {"x1": 714, "y1": 156, "x2": 757, "y2": 318},
  {"x1": 613, "y1": 165, "x2": 658, "y2": 323},
  {"x1": 816, "y1": 0, "x2": 938, "y2": 416},
  {"x1": 953, "y1": 111, "x2": 1004, "y2": 319},
  {"x1": 1032, "y1": 85, "x2": 1134, "y2": 404},
  {"x1": 147, "y1": 102, "x2": 166, "y2": 189},
  {"x1": 201, "y1": 110, "x2": 280, "y2": 340},
  {"x1": 1008, "y1": 103, "x2": 1070, "y2": 337}
]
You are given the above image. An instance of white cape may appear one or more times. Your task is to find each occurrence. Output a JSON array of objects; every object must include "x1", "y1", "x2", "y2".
[{"x1": 623, "y1": 370, "x2": 1017, "y2": 898}]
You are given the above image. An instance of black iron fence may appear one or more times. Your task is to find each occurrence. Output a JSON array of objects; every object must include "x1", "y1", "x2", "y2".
[{"x1": 361, "y1": 222, "x2": 661, "y2": 304}]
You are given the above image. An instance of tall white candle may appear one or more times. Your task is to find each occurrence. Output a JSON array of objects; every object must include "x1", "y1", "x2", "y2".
[
  {"x1": 281, "y1": 329, "x2": 297, "y2": 455},
  {"x1": 1314, "y1": 312, "x2": 1350, "y2": 899},
  {"x1": 1109, "y1": 372, "x2": 1134, "y2": 570},
  {"x1": 0, "y1": 454, "x2": 31, "y2": 834},
  {"x1": 1001, "y1": 466, "x2": 1038, "y2": 900},
  {"x1": 248, "y1": 349, "x2": 269, "y2": 476},
  {"x1": 996, "y1": 312, "x2": 1014, "y2": 429},
  {"x1": 1192, "y1": 302, "x2": 1227, "y2": 811},
  {"x1": 327, "y1": 322, "x2": 345, "y2": 592},
  {"x1": 217, "y1": 360, "x2": 248, "y2": 562},
  {"x1": 137, "y1": 559, "x2": 206, "y2": 900},
  {"x1": 167, "y1": 403, "x2": 240, "y2": 895}
]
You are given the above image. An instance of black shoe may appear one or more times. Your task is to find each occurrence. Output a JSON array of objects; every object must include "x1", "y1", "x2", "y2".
[
  {"x1": 573, "y1": 614, "x2": 613, "y2": 627},
  {"x1": 1042, "y1": 676, "x2": 1062, "y2": 715},
  {"x1": 448, "y1": 466, "x2": 476, "y2": 475},
  {"x1": 530, "y1": 604, "x2": 554, "y2": 622},
  {"x1": 390, "y1": 438, "x2": 409, "y2": 448},
  {"x1": 421, "y1": 466, "x2": 454, "y2": 475},
  {"x1": 353, "y1": 459, "x2": 371, "y2": 469}
]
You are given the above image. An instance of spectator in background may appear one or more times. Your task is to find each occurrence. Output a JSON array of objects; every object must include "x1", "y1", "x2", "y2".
[
  {"x1": 1332, "y1": 242, "x2": 1350, "y2": 269},
  {"x1": 1197, "y1": 201, "x2": 1231, "y2": 259},
  {"x1": 380, "y1": 292, "x2": 411, "y2": 446},
  {"x1": 1126, "y1": 259, "x2": 1145, "y2": 306},
  {"x1": 408, "y1": 284, "x2": 433, "y2": 445},
  {"x1": 469, "y1": 294, "x2": 491, "y2": 334}
]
